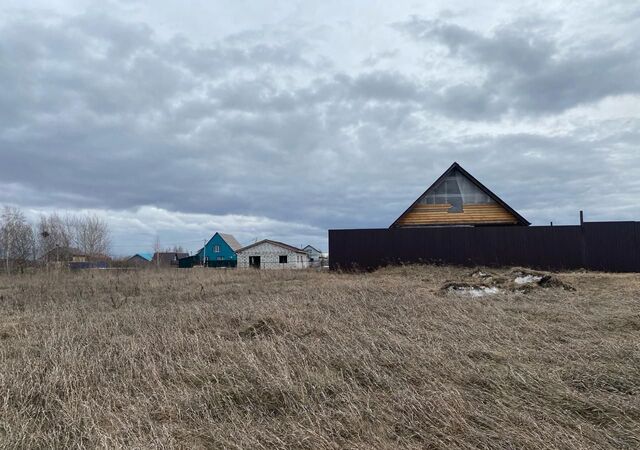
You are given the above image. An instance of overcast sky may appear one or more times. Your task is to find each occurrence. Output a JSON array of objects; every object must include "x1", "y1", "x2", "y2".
[{"x1": 1, "y1": 0, "x2": 639, "y2": 255}]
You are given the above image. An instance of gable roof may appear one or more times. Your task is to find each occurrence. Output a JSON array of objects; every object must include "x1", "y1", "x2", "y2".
[
  {"x1": 236, "y1": 239, "x2": 308, "y2": 254},
  {"x1": 303, "y1": 245, "x2": 322, "y2": 253},
  {"x1": 218, "y1": 233, "x2": 242, "y2": 251},
  {"x1": 129, "y1": 252, "x2": 153, "y2": 261},
  {"x1": 203, "y1": 232, "x2": 242, "y2": 252},
  {"x1": 390, "y1": 162, "x2": 530, "y2": 227}
]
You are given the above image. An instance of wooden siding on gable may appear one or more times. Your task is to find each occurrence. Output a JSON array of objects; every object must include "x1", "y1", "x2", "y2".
[
  {"x1": 395, "y1": 203, "x2": 518, "y2": 226},
  {"x1": 390, "y1": 162, "x2": 530, "y2": 227}
]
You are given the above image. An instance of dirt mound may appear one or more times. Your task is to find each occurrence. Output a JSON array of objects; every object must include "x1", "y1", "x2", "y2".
[
  {"x1": 442, "y1": 268, "x2": 575, "y2": 296},
  {"x1": 510, "y1": 269, "x2": 575, "y2": 292}
]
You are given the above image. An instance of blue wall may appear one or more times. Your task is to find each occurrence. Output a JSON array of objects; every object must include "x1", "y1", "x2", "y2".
[{"x1": 197, "y1": 233, "x2": 237, "y2": 263}]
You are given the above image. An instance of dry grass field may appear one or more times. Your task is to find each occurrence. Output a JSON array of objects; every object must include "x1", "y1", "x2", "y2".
[{"x1": 0, "y1": 266, "x2": 639, "y2": 449}]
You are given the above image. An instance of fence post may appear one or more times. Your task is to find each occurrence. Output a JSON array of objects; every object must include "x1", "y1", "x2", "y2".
[{"x1": 579, "y1": 210, "x2": 587, "y2": 269}]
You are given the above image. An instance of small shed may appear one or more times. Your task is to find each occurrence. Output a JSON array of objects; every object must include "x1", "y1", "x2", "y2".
[{"x1": 236, "y1": 240, "x2": 310, "y2": 269}]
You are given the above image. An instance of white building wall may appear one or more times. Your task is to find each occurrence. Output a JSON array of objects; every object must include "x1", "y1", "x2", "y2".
[
  {"x1": 304, "y1": 247, "x2": 322, "y2": 261},
  {"x1": 237, "y1": 242, "x2": 310, "y2": 269}
]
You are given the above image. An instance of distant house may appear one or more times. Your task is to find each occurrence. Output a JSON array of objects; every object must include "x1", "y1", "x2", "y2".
[
  {"x1": 127, "y1": 253, "x2": 153, "y2": 266},
  {"x1": 303, "y1": 245, "x2": 328, "y2": 267},
  {"x1": 44, "y1": 246, "x2": 109, "y2": 269},
  {"x1": 197, "y1": 233, "x2": 242, "y2": 267},
  {"x1": 302, "y1": 245, "x2": 323, "y2": 262},
  {"x1": 152, "y1": 252, "x2": 188, "y2": 267},
  {"x1": 44, "y1": 246, "x2": 86, "y2": 263},
  {"x1": 236, "y1": 240, "x2": 310, "y2": 269}
]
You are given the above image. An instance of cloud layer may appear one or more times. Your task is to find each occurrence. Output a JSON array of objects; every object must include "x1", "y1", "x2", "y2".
[{"x1": 1, "y1": 1, "x2": 639, "y2": 254}]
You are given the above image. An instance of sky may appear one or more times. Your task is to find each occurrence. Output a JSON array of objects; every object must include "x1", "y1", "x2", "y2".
[{"x1": 1, "y1": 0, "x2": 639, "y2": 256}]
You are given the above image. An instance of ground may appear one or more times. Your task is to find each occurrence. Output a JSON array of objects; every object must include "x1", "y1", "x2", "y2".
[{"x1": 0, "y1": 266, "x2": 639, "y2": 449}]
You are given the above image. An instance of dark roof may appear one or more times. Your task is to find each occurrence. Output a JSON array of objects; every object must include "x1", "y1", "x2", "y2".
[
  {"x1": 303, "y1": 245, "x2": 322, "y2": 253},
  {"x1": 152, "y1": 252, "x2": 189, "y2": 265},
  {"x1": 236, "y1": 239, "x2": 308, "y2": 254},
  {"x1": 390, "y1": 162, "x2": 530, "y2": 227},
  {"x1": 218, "y1": 233, "x2": 242, "y2": 251}
]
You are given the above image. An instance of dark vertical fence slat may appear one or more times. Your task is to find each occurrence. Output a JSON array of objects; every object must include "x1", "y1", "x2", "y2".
[{"x1": 329, "y1": 222, "x2": 640, "y2": 272}]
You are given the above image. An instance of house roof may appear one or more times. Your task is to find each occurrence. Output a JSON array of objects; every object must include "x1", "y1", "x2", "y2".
[
  {"x1": 152, "y1": 252, "x2": 189, "y2": 264},
  {"x1": 236, "y1": 239, "x2": 308, "y2": 254},
  {"x1": 390, "y1": 162, "x2": 530, "y2": 227},
  {"x1": 129, "y1": 252, "x2": 153, "y2": 261},
  {"x1": 218, "y1": 233, "x2": 242, "y2": 251},
  {"x1": 303, "y1": 245, "x2": 322, "y2": 253},
  {"x1": 202, "y1": 232, "x2": 242, "y2": 252}
]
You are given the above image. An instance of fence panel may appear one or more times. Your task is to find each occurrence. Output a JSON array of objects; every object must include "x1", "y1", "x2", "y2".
[
  {"x1": 329, "y1": 222, "x2": 640, "y2": 272},
  {"x1": 583, "y1": 222, "x2": 640, "y2": 272}
]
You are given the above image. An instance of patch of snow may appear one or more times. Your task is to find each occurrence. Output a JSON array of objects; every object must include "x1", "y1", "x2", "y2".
[
  {"x1": 514, "y1": 275, "x2": 543, "y2": 285},
  {"x1": 450, "y1": 286, "x2": 500, "y2": 297}
]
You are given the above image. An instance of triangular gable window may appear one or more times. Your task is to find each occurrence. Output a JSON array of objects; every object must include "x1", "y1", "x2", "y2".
[{"x1": 418, "y1": 169, "x2": 494, "y2": 213}]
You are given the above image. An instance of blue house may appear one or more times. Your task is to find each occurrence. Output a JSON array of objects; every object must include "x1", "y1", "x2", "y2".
[{"x1": 196, "y1": 233, "x2": 242, "y2": 267}]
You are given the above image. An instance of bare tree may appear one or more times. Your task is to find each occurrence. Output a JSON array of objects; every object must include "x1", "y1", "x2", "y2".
[
  {"x1": 1, "y1": 206, "x2": 36, "y2": 274},
  {"x1": 37, "y1": 212, "x2": 74, "y2": 262},
  {"x1": 75, "y1": 214, "x2": 111, "y2": 257}
]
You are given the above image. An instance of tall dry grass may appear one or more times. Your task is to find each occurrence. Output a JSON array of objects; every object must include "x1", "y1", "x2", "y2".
[{"x1": 0, "y1": 266, "x2": 639, "y2": 448}]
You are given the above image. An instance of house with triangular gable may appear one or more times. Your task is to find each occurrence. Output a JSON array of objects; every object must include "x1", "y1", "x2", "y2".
[
  {"x1": 197, "y1": 232, "x2": 242, "y2": 265},
  {"x1": 390, "y1": 162, "x2": 529, "y2": 228}
]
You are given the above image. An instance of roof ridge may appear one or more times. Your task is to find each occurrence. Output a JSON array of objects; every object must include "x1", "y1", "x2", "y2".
[{"x1": 237, "y1": 239, "x2": 307, "y2": 254}]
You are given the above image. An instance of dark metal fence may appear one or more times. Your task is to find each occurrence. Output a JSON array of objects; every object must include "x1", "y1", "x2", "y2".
[
  {"x1": 206, "y1": 260, "x2": 237, "y2": 268},
  {"x1": 69, "y1": 261, "x2": 109, "y2": 270},
  {"x1": 178, "y1": 256, "x2": 237, "y2": 269},
  {"x1": 329, "y1": 222, "x2": 640, "y2": 272}
]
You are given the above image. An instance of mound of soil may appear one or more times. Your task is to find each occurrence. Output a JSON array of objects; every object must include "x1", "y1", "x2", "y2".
[
  {"x1": 442, "y1": 268, "x2": 575, "y2": 296},
  {"x1": 510, "y1": 269, "x2": 575, "y2": 291},
  {"x1": 537, "y1": 274, "x2": 576, "y2": 291}
]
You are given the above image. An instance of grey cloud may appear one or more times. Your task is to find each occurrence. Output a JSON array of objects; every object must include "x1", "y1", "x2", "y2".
[
  {"x1": 395, "y1": 16, "x2": 640, "y2": 116},
  {"x1": 349, "y1": 71, "x2": 421, "y2": 101},
  {"x1": 361, "y1": 49, "x2": 399, "y2": 66}
]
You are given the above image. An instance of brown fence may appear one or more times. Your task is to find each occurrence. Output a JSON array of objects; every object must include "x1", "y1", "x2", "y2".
[{"x1": 329, "y1": 222, "x2": 640, "y2": 272}]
